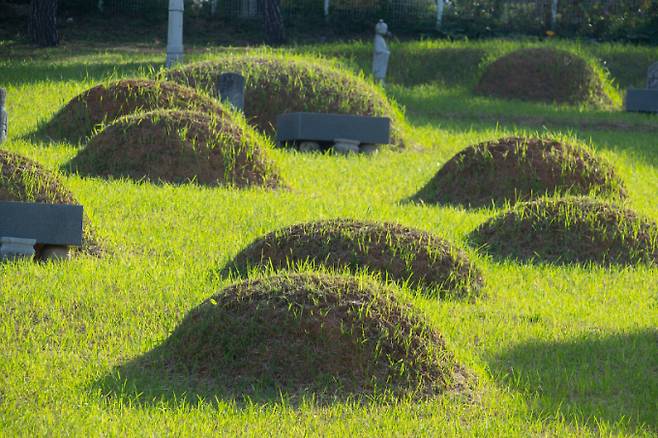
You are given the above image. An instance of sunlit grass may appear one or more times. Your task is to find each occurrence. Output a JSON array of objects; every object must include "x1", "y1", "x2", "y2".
[{"x1": 0, "y1": 39, "x2": 656, "y2": 436}]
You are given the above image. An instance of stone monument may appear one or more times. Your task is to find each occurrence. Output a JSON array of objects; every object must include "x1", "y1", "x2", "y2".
[
  {"x1": 625, "y1": 62, "x2": 658, "y2": 114},
  {"x1": 0, "y1": 88, "x2": 7, "y2": 143},
  {"x1": 216, "y1": 73, "x2": 245, "y2": 112},
  {"x1": 373, "y1": 19, "x2": 391, "y2": 84},
  {"x1": 647, "y1": 62, "x2": 658, "y2": 89}
]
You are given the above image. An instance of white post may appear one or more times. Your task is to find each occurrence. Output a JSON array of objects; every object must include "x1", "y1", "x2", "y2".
[
  {"x1": 550, "y1": 0, "x2": 558, "y2": 29},
  {"x1": 324, "y1": 0, "x2": 330, "y2": 19},
  {"x1": 166, "y1": 0, "x2": 184, "y2": 68},
  {"x1": 436, "y1": 0, "x2": 445, "y2": 30}
]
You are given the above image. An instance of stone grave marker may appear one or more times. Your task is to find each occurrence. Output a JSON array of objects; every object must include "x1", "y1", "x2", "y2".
[
  {"x1": 0, "y1": 88, "x2": 7, "y2": 143},
  {"x1": 0, "y1": 201, "x2": 83, "y2": 261},
  {"x1": 276, "y1": 112, "x2": 390, "y2": 154},
  {"x1": 216, "y1": 73, "x2": 245, "y2": 112},
  {"x1": 625, "y1": 62, "x2": 658, "y2": 114},
  {"x1": 647, "y1": 62, "x2": 658, "y2": 89}
]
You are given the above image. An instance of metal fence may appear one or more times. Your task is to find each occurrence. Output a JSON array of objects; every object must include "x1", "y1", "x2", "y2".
[{"x1": 67, "y1": 0, "x2": 658, "y2": 38}]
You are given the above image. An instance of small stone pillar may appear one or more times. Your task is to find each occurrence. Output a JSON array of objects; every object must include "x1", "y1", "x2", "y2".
[
  {"x1": 0, "y1": 88, "x2": 7, "y2": 143},
  {"x1": 216, "y1": 73, "x2": 245, "y2": 112},
  {"x1": 0, "y1": 237, "x2": 36, "y2": 261},
  {"x1": 647, "y1": 62, "x2": 658, "y2": 89},
  {"x1": 166, "y1": 0, "x2": 185, "y2": 68},
  {"x1": 373, "y1": 20, "x2": 391, "y2": 84}
]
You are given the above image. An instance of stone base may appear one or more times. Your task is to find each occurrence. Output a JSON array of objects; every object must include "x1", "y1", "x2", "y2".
[
  {"x1": 333, "y1": 138, "x2": 360, "y2": 155},
  {"x1": 0, "y1": 236, "x2": 36, "y2": 261},
  {"x1": 38, "y1": 245, "x2": 71, "y2": 262},
  {"x1": 625, "y1": 89, "x2": 658, "y2": 113}
]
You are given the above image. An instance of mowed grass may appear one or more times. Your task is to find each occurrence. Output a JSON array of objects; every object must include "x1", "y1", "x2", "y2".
[{"x1": 0, "y1": 39, "x2": 657, "y2": 436}]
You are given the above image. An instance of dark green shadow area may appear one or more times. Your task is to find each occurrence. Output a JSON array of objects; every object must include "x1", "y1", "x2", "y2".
[
  {"x1": 92, "y1": 342, "x2": 415, "y2": 410},
  {"x1": 93, "y1": 345, "x2": 303, "y2": 409},
  {"x1": 488, "y1": 330, "x2": 658, "y2": 434},
  {"x1": 0, "y1": 61, "x2": 159, "y2": 86}
]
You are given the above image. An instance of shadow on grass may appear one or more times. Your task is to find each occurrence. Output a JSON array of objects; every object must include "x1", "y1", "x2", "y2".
[
  {"x1": 489, "y1": 330, "x2": 658, "y2": 434},
  {"x1": 93, "y1": 342, "x2": 420, "y2": 410},
  {"x1": 93, "y1": 345, "x2": 303, "y2": 409},
  {"x1": 0, "y1": 61, "x2": 159, "y2": 86}
]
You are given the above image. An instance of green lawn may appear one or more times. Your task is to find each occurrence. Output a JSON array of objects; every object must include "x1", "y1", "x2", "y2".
[{"x1": 0, "y1": 38, "x2": 657, "y2": 436}]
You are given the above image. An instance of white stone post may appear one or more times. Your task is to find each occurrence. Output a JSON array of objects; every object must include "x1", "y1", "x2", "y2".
[
  {"x1": 166, "y1": 0, "x2": 184, "y2": 69},
  {"x1": 436, "y1": 0, "x2": 445, "y2": 30},
  {"x1": 324, "y1": 0, "x2": 330, "y2": 21},
  {"x1": 550, "y1": 0, "x2": 558, "y2": 29}
]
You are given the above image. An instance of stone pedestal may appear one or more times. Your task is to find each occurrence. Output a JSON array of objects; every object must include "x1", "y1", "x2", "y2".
[
  {"x1": 625, "y1": 62, "x2": 658, "y2": 114},
  {"x1": 1, "y1": 237, "x2": 36, "y2": 261},
  {"x1": 625, "y1": 89, "x2": 658, "y2": 113},
  {"x1": 333, "y1": 138, "x2": 360, "y2": 154},
  {"x1": 0, "y1": 88, "x2": 7, "y2": 143}
]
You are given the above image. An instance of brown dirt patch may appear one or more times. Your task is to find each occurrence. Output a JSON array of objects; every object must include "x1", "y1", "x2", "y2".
[
  {"x1": 157, "y1": 273, "x2": 468, "y2": 401},
  {"x1": 414, "y1": 137, "x2": 625, "y2": 208},
  {"x1": 41, "y1": 79, "x2": 227, "y2": 143},
  {"x1": 222, "y1": 219, "x2": 483, "y2": 297},
  {"x1": 66, "y1": 110, "x2": 284, "y2": 188},
  {"x1": 475, "y1": 48, "x2": 615, "y2": 108},
  {"x1": 469, "y1": 197, "x2": 658, "y2": 265}
]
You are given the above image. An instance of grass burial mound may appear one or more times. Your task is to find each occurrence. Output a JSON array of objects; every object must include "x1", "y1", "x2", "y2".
[
  {"x1": 67, "y1": 110, "x2": 283, "y2": 188},
  {"x1": 470, "y1": 197, "x2": 658, "y2": 265},
  {"x1": 223, "y1": 219, "x2": 483, "y2": 297},
  {"x1": 0, "y1": 150, "x2": 101, "y2": 256},
  {"x1": 41, "y1": 79, "x2": 226, "y2": 143},
  {"x1": 475, "y1": 48, "x2": 618, "y2": 108},
  {"x1": 158, "y1": 273, "x2": 466, "y2": 400},
  {"x1": 167, "y1": 54, "x2": 410, "y2": 148},
  {"x1": 414, "y1": 137, "x2": 625, "y2": 208}
]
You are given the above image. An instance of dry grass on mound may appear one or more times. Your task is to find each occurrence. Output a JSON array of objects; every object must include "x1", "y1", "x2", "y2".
[
  {"x1": 475, "y1": 48, "x2": 617, "y2": 108},
  {"x1": 469, "y1": 197, "x2": 658, "y2": 265},
  {"x1": 166, "y1": 54, "x2": 410, "y2": 148},
  {"x1": 414, "y1": 137, "x2": 625, "y2": 208},
  {"x1": 156, "y1": 273, "x2": 467, "y2": 401},
  {"x1": 40, "y1": 79, "x2": 226, "y2": 143},
  {"x1": 223, "y1": 219, "x2": 483, "y2": 297},
  {"x1": 66, "y1": 110, "x2": 284, "y2": 189},
  {"x1": 0, "y1": 150, "x2": 102, "y2": 256}
]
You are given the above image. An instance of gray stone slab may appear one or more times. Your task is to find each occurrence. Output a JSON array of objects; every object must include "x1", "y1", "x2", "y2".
[
  {"x1": 216, "y1": 72, "x2": 245, "y2": 112},
  {"x1": 276, "y1": 112, "x2": 391, "y2": 145},
  {"x1": 0, "y1": 201, "x2": 83, "y2": 246},
  {"x1": 625, "y1": 89, "x2": 658, "y2": 113},
  {"x1": 0, "y1": 88, "x2": 7, "y2": 143},
  {"x1": 647, "y1": 62, "x2": 658, "y2": 89}
]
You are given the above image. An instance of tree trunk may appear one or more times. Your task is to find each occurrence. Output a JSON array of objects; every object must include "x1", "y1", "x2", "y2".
[
  {"x1": 262, "y1": 0, "x2": 285, "y2": 45},
  {"x1": 28, "y1": 0, "x2": 59, "y2": 47}
]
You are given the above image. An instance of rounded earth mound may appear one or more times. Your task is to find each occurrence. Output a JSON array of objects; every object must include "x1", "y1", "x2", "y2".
[
  {"x1": 223, "y1": 219, "x2": 483, "y2": 297},
  {"x1": 67, "y1": 110, "x2": 283, "y2": 188},
  {"x1": 161, "y1": 273, "x2": 466, "y2": 400},
  {"x1": 469, "y1": 197, "x2": 658, "y2": 265},
  {"x1": 41, "y1": 79, "x2": 226, "y2": 143},
  {"x1": 167, "y1": 54, "x2": 409, "y2": 148},
  {"x1": 0, "y1": 150, "x2": 101, "y2": 256},
  {"x1": 475, "y1": 48, "x2": 616, "y2": 108},
  {"x1": 414, "y1": 137, "x2": 625, "y2": 208}
]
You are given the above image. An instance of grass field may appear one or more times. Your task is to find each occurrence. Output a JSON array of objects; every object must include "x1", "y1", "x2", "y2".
[{"x1": 0, "y1": 37, "x2": 657, "y2": 436}]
